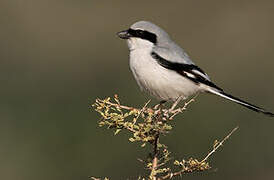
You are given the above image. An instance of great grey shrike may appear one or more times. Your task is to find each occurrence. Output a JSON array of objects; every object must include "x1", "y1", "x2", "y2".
[{"x1": 117, "y1": 21, "x2": 274, "y2": 117}]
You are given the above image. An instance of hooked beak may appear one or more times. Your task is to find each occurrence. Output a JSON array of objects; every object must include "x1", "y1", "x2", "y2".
[{"x1": 117, "y1": 29, "x2": 131, "y2": 39}]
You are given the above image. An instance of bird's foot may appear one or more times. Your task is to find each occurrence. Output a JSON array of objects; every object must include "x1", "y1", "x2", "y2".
[
  {"x1": 169, "y1": 96, "x2": 183, "y2": 112},
  {"x1": 153, "y1": 100, "x2": 167, "y2": 110}
]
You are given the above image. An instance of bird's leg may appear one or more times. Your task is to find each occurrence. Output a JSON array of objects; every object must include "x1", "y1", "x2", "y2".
[
  {"x1": 170, "y1": 96, "x2": 183, "y2": 112},
  {"x1": 159, "y1": 100, "x2": 167, "y2": 109},
  {"x1": 168, "y1": 94, "x2": 198, "y2": 119},
  {"x1": 153, "y1": 100, "x2": 167, "y2": 110},
  {"x1": 153, "y1": 100, "x2": 167, "y2": 119}
]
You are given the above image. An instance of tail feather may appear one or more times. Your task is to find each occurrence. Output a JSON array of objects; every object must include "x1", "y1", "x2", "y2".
[{"x1": 207, "y1": 89, "x2": 274, "y2": 117}]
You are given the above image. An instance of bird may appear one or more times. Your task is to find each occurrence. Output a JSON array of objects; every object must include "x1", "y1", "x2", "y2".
[{"x1": 117, "y1": 21, "x2": 274, "y2": 117}]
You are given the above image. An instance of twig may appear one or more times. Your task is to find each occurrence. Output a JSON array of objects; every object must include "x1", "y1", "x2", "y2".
[
  {"x1": 150, "y1": 134, "x2": 159, "y2": 180},
  {"x1": 202, "y1": 126, "x2": 239, "y2": 162},
  {"x1": 101, "y1": 100, "x2": 137, "y2": 111},
  {"x1": 164, "y1": 95, "x2": 197, "y2": 120},
  {"x1": 158, "y1": 169, "x2": 188, "y2": 180},
  {"x1": 89, "y1": 177, "x2": 100, "y2": 180},
  {"x1": 170, "y1": 96, "x2": 183, "y2": 112},
  {"x1": 133, "y1": 100, "x2": 151, "y2": 125},
  {"x1": 93, "y1": 95, "x2": 239, "y2": 180},
  {"x1": 169, "y1": 98, "x2": 196, "y2": 119},
  {"x1": 158, "y1": 126, "x2": 239, "y2": 180}
]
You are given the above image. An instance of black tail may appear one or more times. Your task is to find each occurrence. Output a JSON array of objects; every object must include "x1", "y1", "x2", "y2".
[{"x1": 207, "y1": 89, "x2": 274, "y2": 117}]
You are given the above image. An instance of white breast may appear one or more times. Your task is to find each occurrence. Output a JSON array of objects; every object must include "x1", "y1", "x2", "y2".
[{"x1": 129, "y1": 47, "x2": 200, "y2": 101}]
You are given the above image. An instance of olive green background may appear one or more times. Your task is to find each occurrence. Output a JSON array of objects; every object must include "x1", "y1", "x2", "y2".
[{"x1": 1, "y1": 0, "x2": 274, "y2": 180}]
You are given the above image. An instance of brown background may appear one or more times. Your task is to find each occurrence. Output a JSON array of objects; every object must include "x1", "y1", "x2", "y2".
[{"x1": 1, "y1": 0, "x2": 274, "y2": 180}]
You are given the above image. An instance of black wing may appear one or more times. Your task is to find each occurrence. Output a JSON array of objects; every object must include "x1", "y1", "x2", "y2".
[
  {"x1": 151, "y1": 52, "x2": 223, "y2": 91},
  {"x1": 151, "y1": 52, "x2": 274, "y2": 117}
]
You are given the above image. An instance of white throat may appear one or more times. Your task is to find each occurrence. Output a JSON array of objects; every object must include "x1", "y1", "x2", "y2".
[{"x1": 127, "y1": 37, "x2": 154, "y2": 51}]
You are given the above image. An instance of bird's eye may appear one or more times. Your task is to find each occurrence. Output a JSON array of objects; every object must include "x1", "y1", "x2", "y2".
[
  {"x1": 127, "y1": 29, "x2": 157, "y2": 44},
  {"x1": 136, "y1": 30, "x2": 144, "y2": 36}
]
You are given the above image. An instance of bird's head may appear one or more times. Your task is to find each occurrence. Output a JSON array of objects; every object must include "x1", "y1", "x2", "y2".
[{"x1": 117, "y1": 21, "x2": 171, "y2": 51}]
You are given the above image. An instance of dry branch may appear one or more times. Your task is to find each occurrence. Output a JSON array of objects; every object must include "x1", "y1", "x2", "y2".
[{"x1": 91, "y1": 95, "x2": 239, "y2": 180}]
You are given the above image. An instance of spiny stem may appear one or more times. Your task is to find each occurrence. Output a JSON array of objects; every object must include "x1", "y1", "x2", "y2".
[{"x1": 202, "y1": 126, "x2": 239, "y2": 162}]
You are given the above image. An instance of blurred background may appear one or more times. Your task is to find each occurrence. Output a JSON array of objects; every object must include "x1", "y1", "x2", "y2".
[{"x1": 1, "y1": 0, "x2": 274, "y2": 179}]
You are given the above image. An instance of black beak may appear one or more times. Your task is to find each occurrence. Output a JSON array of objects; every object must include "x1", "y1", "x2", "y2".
[{"x1": 117, "y1": 29, "x2": 131, "y2": 39}]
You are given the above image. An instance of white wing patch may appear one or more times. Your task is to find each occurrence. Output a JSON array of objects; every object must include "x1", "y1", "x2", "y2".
[
  {"x1": 184, "y1": 72, "x2": 196, "y2": 79},
  {"x1": 191, "y1": 69, "x2": 210, "y2": 81}
]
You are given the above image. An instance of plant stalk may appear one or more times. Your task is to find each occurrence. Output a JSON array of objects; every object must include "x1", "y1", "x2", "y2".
[{"x1": 150, "y1": 134, "x2": 159, "y2": 180}]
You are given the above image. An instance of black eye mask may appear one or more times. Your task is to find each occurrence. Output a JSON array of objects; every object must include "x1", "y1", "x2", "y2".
[{"x1": 128, "y1": 28, "x2": 157, "y2": 44}]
